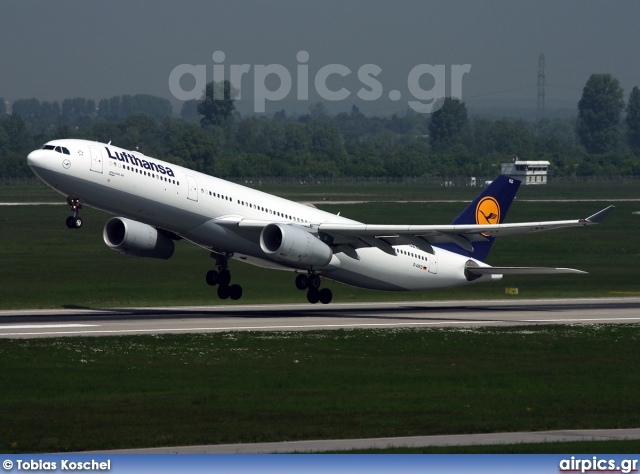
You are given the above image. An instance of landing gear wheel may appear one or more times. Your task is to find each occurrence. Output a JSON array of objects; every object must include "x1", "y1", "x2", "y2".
[
  {"x1": 319, "y1": 288, "x2": 333, "y2": 305},
  {"x1": 217, "y1": 285, "x2": 230, "y2": 300},
  {"x1": 295, "y1": 274, "x2": 309, "y2": 290},
  {"x1": 309, "y1": 274, "x2": 321, "y2": 289},
  {"x1": 66, "y1": 196, "x2": 84, "y2": 229},
  {"x1": 229, "y1": 284, "x2": 243, "y2": 301},
  {"x1": 307, "y1": 289, "x2": 320, "y2": 304},
  {"x1": 209, "y1": 253, "x2": 242, "y2": 301},
  {"x1": 218, "y1": 269, "x2": 231, "y2": 287},
  {"x1": 206, "y1": 270, "x2": 219, "y2": 286},
  {"x1": 66, "y1": 216, "x2": 82, "y2": 229}
]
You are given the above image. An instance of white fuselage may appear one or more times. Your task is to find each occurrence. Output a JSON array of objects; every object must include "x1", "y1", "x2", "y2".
[{"x1": 27, "y1": 139, "x2": 493, "y2": 292}]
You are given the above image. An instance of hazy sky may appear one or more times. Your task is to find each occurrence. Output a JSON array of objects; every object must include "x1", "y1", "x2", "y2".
[{"x1": 2, "y1": 0, "x2": 639, "y2": 116}]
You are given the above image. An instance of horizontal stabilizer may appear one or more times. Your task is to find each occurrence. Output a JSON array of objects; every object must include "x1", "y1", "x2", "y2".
[
  {"x1": 585, "y1": 205, "x2": 615, "y2": 223},
  {"x1": 465, "y1": 266, "x2": 587, "y2": 276}
]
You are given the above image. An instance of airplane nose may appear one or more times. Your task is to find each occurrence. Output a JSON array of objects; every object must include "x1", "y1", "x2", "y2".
[{"x1": 27, "y1": 149, "x2": 45, "y2": 168}]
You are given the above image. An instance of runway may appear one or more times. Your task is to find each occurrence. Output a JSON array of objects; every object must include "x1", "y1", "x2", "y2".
[
  {"x1": 1, "y1": 297, "x2": 640, "y2": 338},
  {"x1": 89, "y1": 428, "x2": 640, "y2": 453}
]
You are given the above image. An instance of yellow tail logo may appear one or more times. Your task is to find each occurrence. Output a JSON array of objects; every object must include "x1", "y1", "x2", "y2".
[{"x1": 476, "y1": 196, "x2": 500, "y2": 225}]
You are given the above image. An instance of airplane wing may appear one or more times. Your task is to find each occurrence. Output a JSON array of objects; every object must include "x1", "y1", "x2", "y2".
[
  {"x1": 220, "y1": 205, "x2": 615, "y2": 256},
  {"x1": 316, "y1": 205, "x2": 615, "y2": 254}
]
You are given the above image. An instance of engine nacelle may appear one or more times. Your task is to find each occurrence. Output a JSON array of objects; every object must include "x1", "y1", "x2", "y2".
[
  {"x1": 260, "y1": 223, "x2": 332, "y2": 267},
  {"x1": 103, "y1": 217, "x2": 174, "y2": 260}
]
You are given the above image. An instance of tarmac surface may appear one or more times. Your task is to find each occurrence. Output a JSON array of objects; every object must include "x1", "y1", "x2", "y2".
[
  {"x1": 86, "y1": 428, "x2": 640, "y2": 453},
  {"x1": 1, "y1": 297, "x2": 640, "y2": 338}
]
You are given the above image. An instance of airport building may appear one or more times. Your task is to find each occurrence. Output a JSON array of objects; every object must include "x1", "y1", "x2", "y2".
[{"x1": 501, "y1": 157, "x2": 550, "y2": 185}]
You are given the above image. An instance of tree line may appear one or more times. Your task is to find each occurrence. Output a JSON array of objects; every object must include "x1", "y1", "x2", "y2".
[{"x1": 1, "y1": 73, "x2": 640, "y2": 180}]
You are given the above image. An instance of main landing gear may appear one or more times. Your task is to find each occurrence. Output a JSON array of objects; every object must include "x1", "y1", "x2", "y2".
[
  {"x1": 295, "y1": 273, "x2": 332, "y2": 304},
  {"x1": 205, "y1": 253, "x2": 243, "y2": 301},
  {"x1": 65, "y1": 196, "x2": 83, "y2": 229}
]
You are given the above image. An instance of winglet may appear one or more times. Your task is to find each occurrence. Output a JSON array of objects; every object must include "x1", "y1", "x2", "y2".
[{"x1": 585, "y1": 205, "x2": 615, "y2": 224}]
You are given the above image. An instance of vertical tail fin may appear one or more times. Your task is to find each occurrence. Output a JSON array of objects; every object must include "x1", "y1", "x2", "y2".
[{"x1": 436, "y1": 175, "x2": 521, "y2": 261}]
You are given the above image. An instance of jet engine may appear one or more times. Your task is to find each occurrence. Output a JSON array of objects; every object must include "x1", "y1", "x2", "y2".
[
  {"x1": 260, "y1": 223, "x2": 332, "y2": 267},
  {"x1": 103, "y1": 217, "x2": 174, "y2": 259}
]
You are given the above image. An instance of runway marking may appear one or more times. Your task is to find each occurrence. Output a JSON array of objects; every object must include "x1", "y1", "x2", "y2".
[
  {"x1": 2, "y1": 316, "x2": 640, "y2": 337},
  {"x1": 521, "y1": 317, "x2": 640, "y2": 323},
  {"x1": 1, "y1": 296, "x2": 638, "y2": 317},
  {"x1": 0, "y1": 324, "x2": 98, "y2": 329},
  {"x1": 0, "y1": 202, "x2": 64, "y2": 206}
]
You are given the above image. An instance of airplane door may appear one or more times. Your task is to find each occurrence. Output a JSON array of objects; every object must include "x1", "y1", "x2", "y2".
[
  {"x1": 428, "y1": 253, "x2": 438, "y2": 274},
  {"x1": 89, "y1": 147, "x2": 103, "y2": 173},
  {"x1": 186, "y1": 175, "x2": 198, "y2": 202}
]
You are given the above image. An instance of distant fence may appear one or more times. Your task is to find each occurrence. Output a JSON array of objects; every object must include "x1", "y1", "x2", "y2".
[
  {"x1": 226, "y1": 175, "x2": 640, "y2": 187},
  {"x1": 226, "y1": 176, "x2": 481, "y2": 187},
  {"x1": 3, "y1": 175, "x2": 640, "y2": 187},
  {"x1": 546, "y1": 175, "x2": 640, "y2": 184}
]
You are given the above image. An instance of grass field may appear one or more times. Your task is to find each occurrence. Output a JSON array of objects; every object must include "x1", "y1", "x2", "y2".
[
  {"x1": 1, "y1": 183, "x2": 639, "y2": 455},
  {"x1": 0, "y1": 190, "x2": 638, "y2": 309},
  {"x1": 1, "y1": 325, "x2": 639, "y2": 453},
  {"x1": 2, "y1": 180, "x2": 640, "y2": 202}
]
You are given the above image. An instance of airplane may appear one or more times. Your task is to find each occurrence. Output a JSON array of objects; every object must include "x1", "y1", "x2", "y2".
[{"x1": 26, "y1": 139, "x2": 614, "y2": 305}]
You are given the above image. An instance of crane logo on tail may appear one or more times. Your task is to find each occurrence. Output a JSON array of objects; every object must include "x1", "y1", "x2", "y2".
[{"x1": 476, "y1": 196, "x2": 500, "y2": 225}]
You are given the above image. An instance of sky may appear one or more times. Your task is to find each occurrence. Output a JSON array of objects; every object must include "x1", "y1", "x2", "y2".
[{"x1": 1, "y1": 0, "x2": 639, "y2": 117}]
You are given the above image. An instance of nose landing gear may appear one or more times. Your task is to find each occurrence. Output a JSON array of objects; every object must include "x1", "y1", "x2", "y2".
[
  {"x1": 65, "y1": 196, "x2": 83, "y2": 229},
  {"x1": 295, "y1": 273, "x2": 332, "y2": 304}
]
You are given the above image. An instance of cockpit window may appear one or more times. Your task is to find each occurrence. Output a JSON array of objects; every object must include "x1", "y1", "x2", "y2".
[{"x1": 42, "y1": 144, "x2": 70, "y2": 154}]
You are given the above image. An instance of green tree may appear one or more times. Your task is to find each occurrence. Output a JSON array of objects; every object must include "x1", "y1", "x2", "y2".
[
  {"x1": 117, "y1": 114, "x2": 162, "y2": 154},
  {"x1": 180, "y1": 99, "x2": 200, "y2": 121},
  {"x1": 97, "y1": 97, "x2": 121, "y2": 122},
  {"x1": 169, "y1": 126, "x2": 217, "y2": 173},
  {"x1": 121, "y1": 94, "x2": 172, "y2": 120},
  {"x1": 1, "y1": 114, "x2": 33, "y2": 153},
  {"x1": 61, "y1": 98, "x2": 95, "y2": 127},
  {"x1": 235, "y1": 117, "x2": 260, "y2": 152},
  {"x1": 427, "y1": 98, "x2": 468, "y2": 151},
  {"x1": 12, "y1": 98, "x2": 61, "y2": 134},
  {"x1": 308, "y1": 122, "x2": 344, "y2": 156},
  {"x1": 577, "y1": 74, "x2": 624, "y2": 153},
  {"x1": 198, "y1": 81, "x2": 238, "y2": 127},
  {"x1": 283, "y1": 122, "x2": 311, "y2": 153},
  {"x1": 538, "y1": 119, "x2": 580, "y2": 155},
  {"x1": 256, "y1": 119, "x2": 286, "y2": 153},
  {"x1": 626, "y1": 86, "x2": 640, "y2": 155},
  {"x1": 486, "y1": 119, "x2": 536, "y2": 157},
  {"x1": 97, "y1": 95, "x2": 172, "y2": 122}
]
